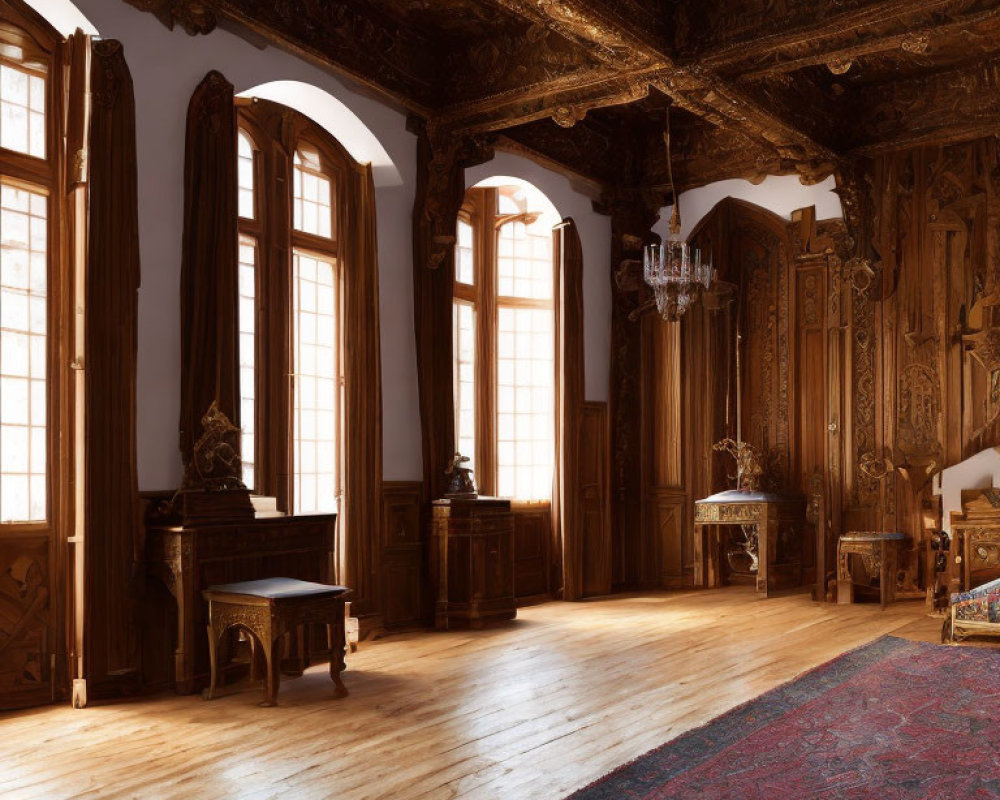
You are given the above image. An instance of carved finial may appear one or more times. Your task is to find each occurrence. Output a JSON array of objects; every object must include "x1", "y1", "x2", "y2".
[
  {"x1": 827, "y1": 58, "x2": 853, "y2": 75},
  {"x1": 551, "y1": 105, "x2": 586, "y2": 128},
  {"x1": 901, "y1": 33, "x2": 931, "y2": 55}
]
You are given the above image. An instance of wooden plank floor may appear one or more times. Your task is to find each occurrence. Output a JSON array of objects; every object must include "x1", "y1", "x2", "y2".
[{"x1": 0, "y1": 587, "x2": 945, "y2": 800}]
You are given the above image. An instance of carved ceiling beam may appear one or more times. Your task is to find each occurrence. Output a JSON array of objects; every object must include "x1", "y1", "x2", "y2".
[
  {"x1": 730, "y1": 3, "x2": 1000, "y2": 82},
  {"x1": 479, "y1": 0, "x2": 840, "y2": 174},
  {"x1": 485, "y1": 0, "x2": 668, "y2": 71},
  {"x1": 693, "y1": 0, "x2": 968, "y2": 69},
  {"x1": 432, "y1": 65, "x2": 662, "y2": 135},
  {"x1": 849, "y1": 55, "x2": 1000, "y2": 154}
]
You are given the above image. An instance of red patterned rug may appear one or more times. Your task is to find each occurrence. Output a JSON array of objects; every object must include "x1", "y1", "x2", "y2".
[{"x1": 568, "y1": 636, "x2": 1000, "y2": 799}]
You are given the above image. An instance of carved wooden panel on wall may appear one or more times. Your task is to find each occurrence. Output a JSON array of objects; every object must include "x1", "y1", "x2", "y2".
[
  {"x1": 380, "y1": 482, "x2": 426, "y2": 629},
  {"x1": 0, "y1": 539, "x2": 52, "y2": 709},
  {"x1": 580, "y1": 402, "x2": 611, "y2": 597}
]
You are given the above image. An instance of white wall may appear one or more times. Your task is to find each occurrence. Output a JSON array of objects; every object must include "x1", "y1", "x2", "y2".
[
  {"x1": 35, "y1": 1, "x2": 616, "y2": 487},
  {"x1": 68, "y1": 0, "x2": 423, "y2": 485},
  {"x1": 653, "y1": 174, "x2": 844, "y2": 243},
  {"x1": 467, "y1": 152, "x2": 612, "y2": 402}
]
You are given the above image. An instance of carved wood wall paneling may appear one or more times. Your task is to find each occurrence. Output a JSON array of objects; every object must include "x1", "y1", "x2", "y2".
[
  {"x1": 512, "y1": 506, "x2": 552, "y2": 601},
  {"x1": 0, "y1": 537, "x2": 52, "y2": 708},
  {"x1": 580, "y1": 402, "x2": 611, "y2": 597},
  {"x1": 84, "y1": 39, "x2": 143, "y2": 695},
  {"x1": 600, "y1": 188, "x2": 661, "y2": 590},
  {"x1": 640, "y1": 315, "x2": 690, "y2": 586},
  {"x1": 380, "y1": 482, "x2": 427, "y2": 629}
]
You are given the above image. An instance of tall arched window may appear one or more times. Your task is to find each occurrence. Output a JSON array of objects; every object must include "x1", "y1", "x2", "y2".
[
  {"x1": 0, "y1": 17, "x2": 61, "y2": 526},
  {"x1": 237, "y1": 100, "x2": 345, "y2": 515},
  {"x1": 454, "y1": 183, "x2": 557, "y2": 501}
]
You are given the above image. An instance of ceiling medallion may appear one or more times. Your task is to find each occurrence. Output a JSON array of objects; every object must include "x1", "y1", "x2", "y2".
[{"x1": 643, "y1": 107, "x2": 716, "y2": 322}]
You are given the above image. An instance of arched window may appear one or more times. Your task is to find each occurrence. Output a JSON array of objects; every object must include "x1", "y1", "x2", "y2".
[
  {"x1": 236, "y1": 101, "x2": 345, "y2": 515},
  {"x1": 0, "y1": 17, "x2": 59, "y2": 525},
  {"x1": 454, "y1": 183, "x2": 557, "y2": 501}
]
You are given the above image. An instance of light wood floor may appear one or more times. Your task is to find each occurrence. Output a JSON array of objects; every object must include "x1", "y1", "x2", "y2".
[{"x1": 1, "y1": 587, "x2": 945, "y2": 800}]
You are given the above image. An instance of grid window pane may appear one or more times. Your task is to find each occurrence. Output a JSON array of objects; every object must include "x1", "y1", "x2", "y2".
[
  {"x1": 497, "y1": 221, "x2": 552, "y2": 300},
  {"x1": 237, "y1": 236, "x2": 256, "y2": 490},
  {"x1": 453, "y1": 300, "x2": 475, "y2": 470},
  {"x1": 294, "y1": 250, "x2": 339, "y2": 514},
  {"x1": 0, "y1": 63, "x2": 44, "y2": 159},
  {"x1": 293, "y1": 151, "x2": 333, "y2": 239},
  {"x1": 456, "y1": 219, "x2": 474, "y2": 285},
  {"x1": 238, "y1": 130, "x2": 254, "y2": 219},
  {"x1": 0, "y1": 183, "x2": 46, "y2": 521},
  {"x1": 496, "y1": 307, "x2": 553, "y2": 501}
]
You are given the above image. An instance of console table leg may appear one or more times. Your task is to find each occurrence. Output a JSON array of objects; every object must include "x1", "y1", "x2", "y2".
[
  {"x1": 327, "y1": 616, "x2": 348, "y2": 698},
  {"x1": 203, "y1": 620, "x2": 219, "y2": 700}
]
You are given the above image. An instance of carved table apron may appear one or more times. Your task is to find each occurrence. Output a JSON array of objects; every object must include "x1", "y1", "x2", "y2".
[{"x1": 693, "y1": 490, "x2": 806, "y2": 598}]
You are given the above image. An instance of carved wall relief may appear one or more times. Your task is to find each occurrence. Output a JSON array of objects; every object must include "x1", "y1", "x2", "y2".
[{"x1": 0, "y1": 541, "x2": 51, "y2": 708}]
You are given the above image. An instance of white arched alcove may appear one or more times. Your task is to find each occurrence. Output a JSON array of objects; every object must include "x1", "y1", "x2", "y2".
[
  {"x1": 237, "y1": 80, "x2": 401, "y2": 188},
  {"x1": 654, "y1": 174, "x2": 844, "y2": 243},
  {"x1": 470, "y1": 174, "x2": 561, "y2": 228},
  {"x1": 27, "y1": 0, "x2": 99, "y2": 35},
  {"x1": 466, "y1": 151, "x2": 612, "y2": 403}
]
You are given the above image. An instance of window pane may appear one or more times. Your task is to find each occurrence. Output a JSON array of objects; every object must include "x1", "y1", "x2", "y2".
[
  {"x1": 0, "y1": 62, "x2": 44, "y2": 158},
  {"x1": 294, "y1": 250, "x2": 339, "y2": 514},
  {"x1": 237, "y1": 235, "x2": 256, "y2": 489},
  {"x1": 496, "y1": 307, "x2": 553, "y2": 502},
  {"x1": 456, "y1": 219, "x2": 474, "y2": 285},
  {"x1": 453, "y1": 300, "x2": 475, "y2": 470},
  {"x1": 0, "y1": 183, "x2": 46, "y2": 521},
  {"x1": 497, "y1": 220, "x2": 552, "y2": 301},
  {"x1": 293, "y1": 150, "x2": 334, "y2": 239},
  {"x1": 237, "y1": 130, "x2": 255, "y2": 220}
]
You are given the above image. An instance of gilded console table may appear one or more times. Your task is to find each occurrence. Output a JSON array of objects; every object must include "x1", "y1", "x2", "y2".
[{"x1": 693, "y1": 490, "x2": 806, "y2": 598}]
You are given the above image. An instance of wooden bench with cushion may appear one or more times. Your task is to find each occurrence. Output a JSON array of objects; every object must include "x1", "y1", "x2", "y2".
[{"x1": 202, "y1": 578, "x2": 352, "y2": 706}]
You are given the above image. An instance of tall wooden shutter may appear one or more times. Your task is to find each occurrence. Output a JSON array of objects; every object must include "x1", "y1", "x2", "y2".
[
  {"x1": 553, "y1": 219, "x2": 585, "y2": 599},
  {"x1": 84, "y1": 37, "x2": 142, "y2": 693}
]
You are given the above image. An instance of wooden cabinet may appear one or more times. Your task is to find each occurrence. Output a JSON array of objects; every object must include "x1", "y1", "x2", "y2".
[{"x1": 431, "y1": 498, "x2": 515, "y2": 629}]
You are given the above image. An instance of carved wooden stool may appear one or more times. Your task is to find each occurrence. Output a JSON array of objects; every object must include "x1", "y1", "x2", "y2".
[
  {"x1": 202, "y1": 578, "x2": 351, "y2": 706},
  {"x1": 837, "y1": 532, "x2": 905, "y2": 609}
]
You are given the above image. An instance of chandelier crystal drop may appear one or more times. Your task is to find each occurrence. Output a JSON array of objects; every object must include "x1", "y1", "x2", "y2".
[{"x1": 643, "y1": 107, "x2": 715, "y2": 322}]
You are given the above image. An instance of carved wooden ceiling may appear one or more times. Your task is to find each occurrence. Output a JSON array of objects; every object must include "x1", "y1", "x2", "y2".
[{"x1": 127, "y1": 0, "x2": 1000, "y2": 193}]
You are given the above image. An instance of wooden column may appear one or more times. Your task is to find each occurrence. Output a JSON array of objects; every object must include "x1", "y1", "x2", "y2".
[
  {"x1": 598, "y1": 188, "x2": 661, "y2": 593},
  {"x1": 408, "y1": 119, "x2": 493, "y2": 503}
]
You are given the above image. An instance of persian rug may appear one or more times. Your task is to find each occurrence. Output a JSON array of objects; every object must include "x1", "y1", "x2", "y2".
[{"x1": 568, "y1": 636, "x2": 1000, "y2": 799}]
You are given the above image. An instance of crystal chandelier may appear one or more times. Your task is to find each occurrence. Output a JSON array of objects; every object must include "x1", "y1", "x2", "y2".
[{"x1": 644, "y1": 108, "x2": 715, "y2": 322}]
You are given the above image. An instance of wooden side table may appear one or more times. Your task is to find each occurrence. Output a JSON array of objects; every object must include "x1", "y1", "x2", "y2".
[
  {"x1": 202, "y1": 578, "x2": 351, "y2": 706},
  {"x1": 837, "y1": 532, "x2": 905, "y2": 609}
]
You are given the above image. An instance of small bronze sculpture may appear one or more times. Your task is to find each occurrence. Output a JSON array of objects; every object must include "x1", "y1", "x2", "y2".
[
  {"x1": 181, "y1": 401, "x2": 246, "y2": 492},
  {"x1": 445, "y1": 452, "x2": 477, "y2": 497},
  {"x1": 712, "y1": 437, "x2": 763, "y2": 492}
]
